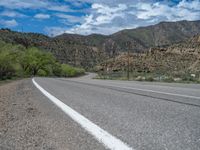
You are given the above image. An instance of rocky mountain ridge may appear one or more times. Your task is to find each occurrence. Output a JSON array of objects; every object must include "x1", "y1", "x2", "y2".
[
  {"x1": 0, "y1": 20, "x2": 200, "y2": 69},
  {"x1": 99, "y1": 34, "x2": 200, "y2": 76}
]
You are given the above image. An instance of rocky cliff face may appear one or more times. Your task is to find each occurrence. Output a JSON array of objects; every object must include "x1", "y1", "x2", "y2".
[{"x1": 99, "y1": 34, "x2": 200, "y2": 75}]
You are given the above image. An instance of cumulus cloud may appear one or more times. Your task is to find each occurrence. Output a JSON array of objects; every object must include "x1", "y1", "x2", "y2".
[
  {"x1": 135, "y1": 1, "x2": 200, "y2": 21},
  {"x1": 0, "y1": 19, "x2": 18, "y2": 27},
  {"x1": 65, "y1": 3, "x2": 129, "y2": 35},
  {"x1": 4, "y1": 0, "x2": 198, "y2": 36},
  {"x1": 64, "y1": 0, "x2": 200, "y2": 35},
  {"x1": 34, "y1": 14, "x2": 50, "y2": 19}
]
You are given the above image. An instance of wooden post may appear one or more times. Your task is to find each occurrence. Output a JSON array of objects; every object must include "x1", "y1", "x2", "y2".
[{"x1": 126, "y1": 41, "x2": 131, "y2": 80}]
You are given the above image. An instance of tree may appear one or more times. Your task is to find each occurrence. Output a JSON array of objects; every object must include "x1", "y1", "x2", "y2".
[{"x1": 20, "y1": 47, "x2": 56, "y2": 76}]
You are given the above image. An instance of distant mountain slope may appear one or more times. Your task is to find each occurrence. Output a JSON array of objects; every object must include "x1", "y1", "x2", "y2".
[
  {"x1": 56, "y1": 20, "x2": 200, "y2": 52},
  {"x1": 99, "y1": 34, "x2": 200, "y2": 75},
  {"x1": 107, "y1": 20, "x2": 200, "y2": 52},
  {"x1": 0, "y1": 20, "x2": 200, "y2": 68}
]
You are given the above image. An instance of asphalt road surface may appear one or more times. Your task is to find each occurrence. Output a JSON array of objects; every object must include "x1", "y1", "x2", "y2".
[{"x1": 32, "y1": 73, "x2": 200, "y2": 150}]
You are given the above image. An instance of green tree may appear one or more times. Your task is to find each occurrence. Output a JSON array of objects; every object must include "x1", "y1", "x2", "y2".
[
  {"x1": 20, "y1": 47, "x2": 56, "y2": 76},
  {"x1": 0, "y1": 41, "x2": 23, "y2": 79}
]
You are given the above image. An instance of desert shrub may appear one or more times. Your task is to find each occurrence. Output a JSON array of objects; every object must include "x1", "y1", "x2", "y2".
[
  {"x1": 61, "y1": 64, "x2": 85, "y2": 77},
  {"x1": 145, "y1": 76, "x2": 154, "y2": 82},
  {"x1": 163, "y1": 77, "x2": 174, "y2": 82},
  {"x1": 182, "y1": 76, "x2": 196, "y2": 82},
  {"x1": 74, "y1": 67, "x2": 85, "y2": 76},
  {"x1": 197, "y1": 77, "x2": 200, "y2": 83}
]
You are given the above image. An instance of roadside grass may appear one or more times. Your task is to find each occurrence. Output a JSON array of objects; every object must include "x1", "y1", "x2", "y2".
[{"x1": 95, "y1": 71, "x2": 200, "y2": 84}]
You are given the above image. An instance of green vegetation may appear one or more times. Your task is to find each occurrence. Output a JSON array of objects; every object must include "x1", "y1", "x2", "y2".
[
  {"x1": 0, "y1": 40, "x2": 85, "y2": 80},
  {"x1": 61, "y1": 64, "x2": 85, "y2": 77},
  {"x1": 96, "y1": 71, "x2": 200, "y2": 83}
]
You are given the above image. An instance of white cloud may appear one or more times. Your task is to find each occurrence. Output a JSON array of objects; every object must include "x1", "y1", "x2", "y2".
[
  {"x1": 0, "y1": 0, "x2": 72, "y2": 13},
  {"x1": 34, "y1": 14, "x2": 50, "y2": 19},
  {"x1": 0, "y1": 0, "x2": 47, "y2": 9},
  {"x1": 55, "y1": 13, "x2": 84, "y2": 23},
  {"x1": 64, "y1": 0, "x2": 200, "y2": 35},
  {"x1": 0, "y1": 10, "x2": 26, "y2": 18},
  {"x1": 69, "y1": 0, "x2": 143, "y2": 5},
  {"x1": 178, "y1": 0, "x2": 200, "y2": 10},
  {"x1": 48, "y1": 5, "x2": 71, "y2": 13},
  {"x1": 92, "y1": 3, "x2": 127, "y2": 14},
  {"x1": 65, "y1": 3, "x2": 129, "y2": 35},
  {"x1": 0, "y1": 19, "x2": 18, "y2": 27},
  {"x1": 135, "y1": 1, "x2": 200, "y2": 21}
]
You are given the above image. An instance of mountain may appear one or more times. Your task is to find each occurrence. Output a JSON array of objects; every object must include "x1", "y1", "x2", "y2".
[
  {"x1": 110, "y1": 20, "x2": 200, "y2": 50},
  {"x1": 99, "y1": 34, "x2": 200, "y2": 76},
  {"x1": 0, "y1": 29, "x2": 106, "y2": 69},
  {"x1": 56, "y1": 20, "x2": 200, "y2": 52},
  {"x1": 0, "y1": 20, "x2": 200, "y2": 69}
]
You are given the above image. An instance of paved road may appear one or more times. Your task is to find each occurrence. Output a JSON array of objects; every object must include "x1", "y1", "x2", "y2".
[{"x1": 33, "y1": 74, "x2": 200, "y2": 150}]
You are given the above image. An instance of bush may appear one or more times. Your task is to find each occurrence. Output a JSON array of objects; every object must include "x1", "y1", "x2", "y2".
[
  {"x1": 163, "y1": 77, "x2": 174, "y2": 82},
  {"x1": 37, "y1": 69, "x2": 47, "y2": 76},
  {"x1": 74, "y1": 67, "x2": 85, "y2": 76},
  {"x1": 197, "y1": 77, "x2": 200, "y2": 83},
  {"x1": 145, "y1": 76, "x2": 154, "y2": 82},
  {"x1": 182, "y1": 76, "x2": 196, "y2": 82},
  {"x1": 61, "y1": 64, "x2": 85, "y2": 77}
]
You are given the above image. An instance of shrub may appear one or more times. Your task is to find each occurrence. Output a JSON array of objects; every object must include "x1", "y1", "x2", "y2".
[
  {"x1": 61, "y1": 64, "x2": 85, "y2": 77},
  {"x1": 163, "y1": 77, "x2": 174, "y2": 82},
  {"x1": 37, "y1": 69, "x2": 47, "y2": 76},
  {"x1": 145, "y1": 76, "x2": 154, "y2": 82}
]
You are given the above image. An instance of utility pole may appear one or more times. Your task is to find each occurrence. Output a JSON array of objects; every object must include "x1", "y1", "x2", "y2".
[
  {"x1": 126, "y1": 41, "x2": 131, "y2": 80},
  {"x1": 127, "y1": 48, "x2": 130, "y2": 80}
]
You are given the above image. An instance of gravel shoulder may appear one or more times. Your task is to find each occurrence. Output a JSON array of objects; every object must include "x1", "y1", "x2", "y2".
[{"x1": 0, "y1": 79, "x2": 105, "y2": 150}]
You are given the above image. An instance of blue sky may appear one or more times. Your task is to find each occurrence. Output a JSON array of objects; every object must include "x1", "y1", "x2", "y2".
[{"x1": 0, "y1": 0, "x2": 200, "y2": 36}]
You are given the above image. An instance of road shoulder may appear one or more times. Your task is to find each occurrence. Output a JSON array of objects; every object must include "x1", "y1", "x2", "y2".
[{"x1": 0, "y1": 79, "x2": 105, "y2": 150}]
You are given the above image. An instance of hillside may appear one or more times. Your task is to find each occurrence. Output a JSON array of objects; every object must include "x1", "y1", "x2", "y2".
[
  {"x1": 0, "y1": 20, "x2": 200, "y2": 69},
  {"x1": 98, "y1": 34, "x2": 200, "y2": 79},
  {"x1": 0, "y1": 29, "x2": 106, "y2": 69},
  {"x1": 56, "y1": 20, "x2": 200, "y2": 53},
  {"x1": 111, "y1": 20, "x2": 200, "y2": 51}
]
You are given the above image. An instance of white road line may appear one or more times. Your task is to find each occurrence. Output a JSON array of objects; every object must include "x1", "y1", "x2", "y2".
[{"x1": 32, "y1": 78, "x2": 133, "y2": 150}]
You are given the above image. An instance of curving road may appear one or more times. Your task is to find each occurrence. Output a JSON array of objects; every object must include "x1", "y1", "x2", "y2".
[{"x1": 32, "y1": 73, "x2": 200, "y2": 150}]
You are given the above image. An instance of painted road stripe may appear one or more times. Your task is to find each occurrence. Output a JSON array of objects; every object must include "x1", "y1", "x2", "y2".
[{"x1": 32, "y1": 78, "x2": 133, "y2": 150}]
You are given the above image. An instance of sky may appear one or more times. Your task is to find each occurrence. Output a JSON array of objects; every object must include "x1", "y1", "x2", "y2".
[{"x1": 0, "y1": 0, "x2": 200, "y2": 36}]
